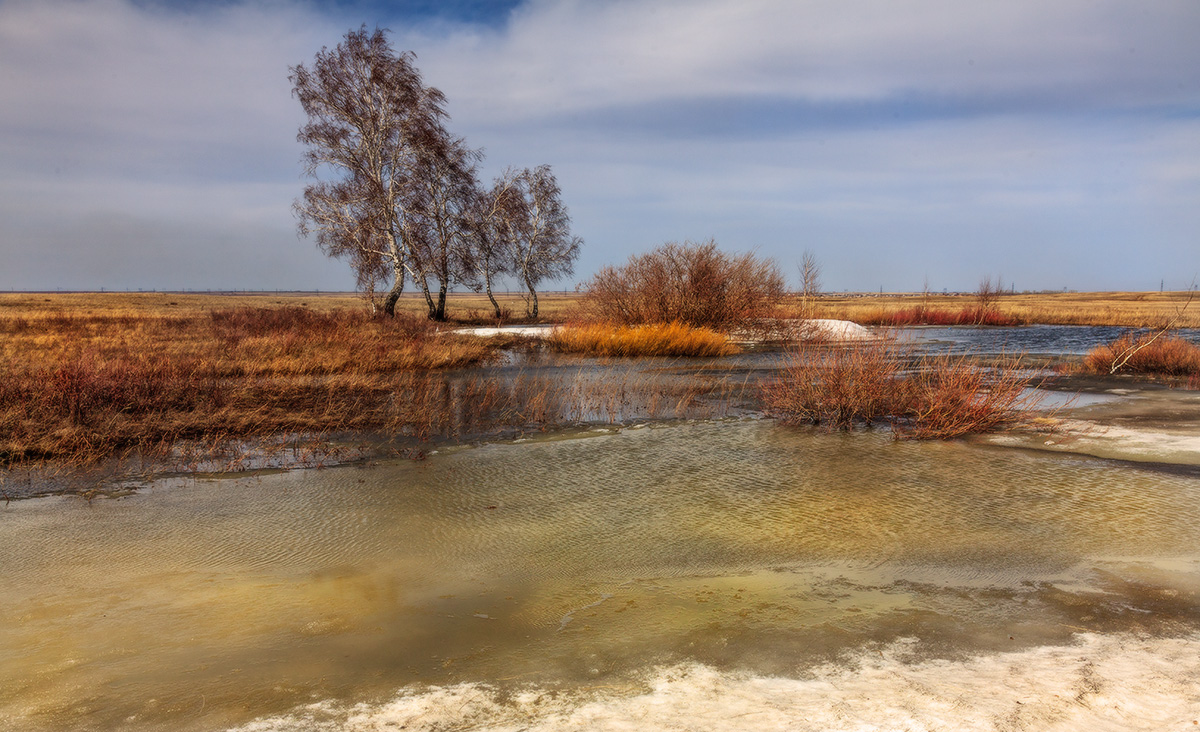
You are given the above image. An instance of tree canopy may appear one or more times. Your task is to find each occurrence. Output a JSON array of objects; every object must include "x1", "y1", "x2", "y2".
[{"x1": 291, "y1": 27, "x2": 580, "y2": 321}]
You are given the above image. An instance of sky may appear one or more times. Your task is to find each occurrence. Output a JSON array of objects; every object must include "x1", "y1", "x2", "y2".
[{"x1": 1, "y1": 0, "x2": 1197, "y2": 293}]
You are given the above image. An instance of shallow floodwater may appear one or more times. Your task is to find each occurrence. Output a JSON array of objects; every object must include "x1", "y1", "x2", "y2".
[
  {"x1": 3, "y1": 420, "x2": 1200, "y2": 731},
  {"x1": 902, "y1": 324, "x2": 1200, "y2": 356}
]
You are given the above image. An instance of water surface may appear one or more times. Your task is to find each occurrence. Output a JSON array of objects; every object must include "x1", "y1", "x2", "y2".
[{"x1": 3, "y1": 419, "x2": 1199, "y2": 730}]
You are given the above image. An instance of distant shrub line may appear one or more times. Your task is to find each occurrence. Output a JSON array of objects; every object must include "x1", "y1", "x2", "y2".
[{"x1": 857, "y1": 306, "x2": 1024, "y2": 327}]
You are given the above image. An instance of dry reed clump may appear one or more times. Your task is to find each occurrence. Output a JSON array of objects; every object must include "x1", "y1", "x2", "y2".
[
  {"x1": 579, "y1": 239, "x2": 785, "y2": 331},
  {"x1": 762, "y1": 337, "x2": 1044, "y2": 438},
  {"x1": 547, "y1": 322, "x2": 739, "y2": 358},
  {"x1": 1080, "y1": 333, "x2": 1200, "y2": 377}
]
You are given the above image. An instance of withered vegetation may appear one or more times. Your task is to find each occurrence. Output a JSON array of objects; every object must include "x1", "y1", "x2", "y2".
[
  {"x1": 0, "y1": 307, "x2": 491, "y2": 466},
  {"x1": 548, "y1": 322, "x2": 739, "y2": 358},
  {"x1": 1080, "y1": 333, "x2": 1200, "y2": 377},
  {"x1": 0, "y1": 302, "x2": 748, "y2": 472},
  {"x1": 579, "y1": 240, "x2": 785, "y2": 331},
  {"x1": 762, "y1": 336, "x2": 1046, "y2": 439}
]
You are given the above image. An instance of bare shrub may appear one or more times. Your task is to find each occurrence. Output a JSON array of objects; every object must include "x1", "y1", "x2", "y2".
[
  {"x1": 798, "y1": 250, "x2": 822, "y2": 320},
  {"x1": 900, "y1": 354, "x2": 1044, "y2": 439},
  {"x1": 761, "y1": 337, "x2": 914, "y2": 429},
  {"x1": 580, "y1": 240, "x2": 785, "y2": 331},
  {"x1": 763, "y1": 336, "x2": 1043, "y2": 438}
]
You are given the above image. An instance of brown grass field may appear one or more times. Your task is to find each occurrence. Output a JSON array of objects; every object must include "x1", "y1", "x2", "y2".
[
  {"x1": 2, "y1": 288, "x2": 1195, "y2": 328},
  {"x1": 0, "y1": 290, "x2": 581, "y2": 323}
]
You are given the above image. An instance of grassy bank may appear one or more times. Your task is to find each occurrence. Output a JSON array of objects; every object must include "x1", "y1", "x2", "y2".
[
  {"x1": 0, "y1": 296, "x2": 750, "y2": 470},
  {"x1": 0, "y1": 305, "x2": 500, "y2": 465},
  {"x1": 3, "y1": 289, "x2": 1179, "y2": 472},
  {"x1": 0, "y1": 290, "x2": 582, "y2": 324},
  {"x1": 5, "y1": 289, "x2": 1196, "y2": 329}
]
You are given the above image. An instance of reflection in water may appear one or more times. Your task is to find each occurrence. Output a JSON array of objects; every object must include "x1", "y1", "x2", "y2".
[{"x1": 2, "y1": 420, "x2": 1199, "y2": 731}]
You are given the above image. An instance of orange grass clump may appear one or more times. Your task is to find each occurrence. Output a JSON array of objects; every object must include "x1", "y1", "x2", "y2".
[
  {"x1": 548, "y1": 322, "x2": 739, "y2": 358},
  {"x1": 1081, "y1": 333, "x2": 1200, "y2": 376},
  {"x1": 762, "y1": 337, "x2": 1044, "y2": 438}
]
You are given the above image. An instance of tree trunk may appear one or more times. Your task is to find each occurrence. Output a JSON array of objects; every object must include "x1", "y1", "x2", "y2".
[
  {"x1": 434, "y1": 284, "x2": 448, "y2": 322},
  {"x1": 419, "y1": 278, "x2": 436, "y2": 320},
  {"x1": 485, "y1": 275, "x2": 502, "y2": 320},
  {"x1": 524, "y1": 274, "x2": 539, "y2": 319},
  {"x1": 383, "y1": 268, "x2": 405, "y2": 317}
]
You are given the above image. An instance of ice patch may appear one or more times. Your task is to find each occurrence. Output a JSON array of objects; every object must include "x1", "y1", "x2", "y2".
[
  {"x1": 229, "y1": 632, "x2": 1200, "y2": 732},
  {"x1": 455, "y1": 325, "x2": 555, "y2": 338},
  {"x1": 1028, "y1": 419, "x2": 1200, "y2": 465},
  {"x1": 803, "y1": 318, "x2": 876, "y2": 342}
]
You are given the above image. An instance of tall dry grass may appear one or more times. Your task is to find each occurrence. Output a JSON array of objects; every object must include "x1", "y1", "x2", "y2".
[
  {"x1": 1080, "y1": 333, "x2": 1200, "y2": 377},
  {"x1": 0, "y1": 307, "x2": 498, "y2": 465},
  {"x1": 547, "y1": 322, "x2": 739, "y2": 358},
  {"x1": 0, "y1": 301, "x2": 756, "y2": 469},
  {"x1": 855, "y1": 306, "x2": 1024, "y2": 327},
  {"x1": 762, "y1": 337, "x2": 1044, "y2": 438}
]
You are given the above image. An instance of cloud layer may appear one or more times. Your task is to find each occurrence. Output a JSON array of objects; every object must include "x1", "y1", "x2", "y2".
[{"x1": 1, "y1": 0, "x2": 1197, "y2": 291}]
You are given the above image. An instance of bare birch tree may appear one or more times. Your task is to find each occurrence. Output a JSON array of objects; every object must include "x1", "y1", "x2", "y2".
[
  {"x1": 501, "y1": 166, "x2": 581, "y2": 319},
  {"x1": 466, "y1": 169, "x2": 521, "y2": 320},
  {"x1": 290, "y1": 26, "x2": 451, "y2": 317},
  {"x1": 798, "y1": 250, "x2": 821, "y2": 319},
  {"x1": 408, "y1": 137, "x2": 484, "y2": 320}
]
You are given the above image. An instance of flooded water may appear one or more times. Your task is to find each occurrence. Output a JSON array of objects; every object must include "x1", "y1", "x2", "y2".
[
  {"x1": 3, "y1": 419, "x2": 1199, "y2": 730},
  {"x1": 901, "y1": 324, "x2": 1200, "y2": 356}
]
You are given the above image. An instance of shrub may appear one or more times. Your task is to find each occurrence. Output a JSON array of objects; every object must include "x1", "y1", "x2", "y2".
[
  {"x1": 580, "y1": 240, "x2": 785, "y2": 331},
  {"x1": 548, "y1": 322, "x2": 739, "y2": 358},
  {"x1": 1081, "y1": 332, "x2": 1200, "y2": 376},
  {"x1": 760, "y1": 338, "x2": 913, "y2": 428},
  {"x1": 900, "y1": 354, "x2": 1042, "y2": 439},
  {"x1": 762, "y1": 337, "x2": 1042, "y2": 438}
]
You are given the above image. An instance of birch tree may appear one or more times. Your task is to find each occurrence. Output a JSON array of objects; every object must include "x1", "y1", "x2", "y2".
[
  {"x1": 408, "y1": 137, "x2": 483, "y2": 320},
  {"x1": 466, "y1": 169, "x2": 521, "y2": 320},
  {"x1": 290, "y1": 26, "x2": 450, "y2": 317},
  {"x1": 502, "y1": 166, "x2": 582, "y2": 319}
]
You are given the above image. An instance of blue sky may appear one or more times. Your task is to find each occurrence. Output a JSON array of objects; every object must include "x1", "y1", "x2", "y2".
[{"x1": 1, "y1": 0, "x2": 1197, "y2": 293}]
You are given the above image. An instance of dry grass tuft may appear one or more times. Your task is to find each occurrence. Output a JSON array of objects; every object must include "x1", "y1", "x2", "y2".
[
  {"x1": 762, "y1": 337, "x2": 1044, "y2": 438},
  {"x1": 548, "y1": 322, "x2": 739, "y2": 358},
  {"x1": 1080, "y1": 333, "x2": 1200, "y2": 377}
]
